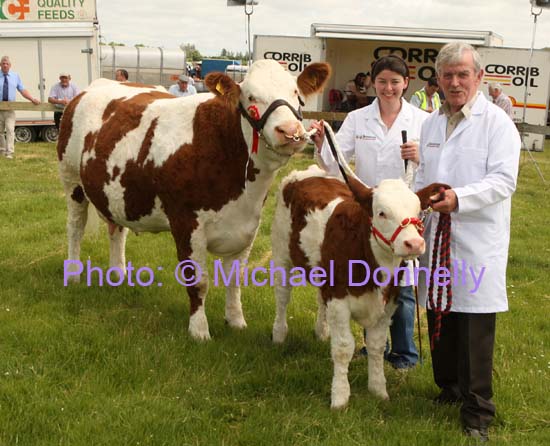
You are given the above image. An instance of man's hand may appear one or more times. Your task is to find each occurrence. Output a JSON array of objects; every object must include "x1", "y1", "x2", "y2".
[
  {"x1": 31, "y1": 97, "x2": 41, "y2": 105},
  {"x1": 430, "y1": 189, "x2": 458, "y2": 213}
]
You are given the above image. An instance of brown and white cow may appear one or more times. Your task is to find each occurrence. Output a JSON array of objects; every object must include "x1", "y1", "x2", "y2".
[
  {"x1": 58, "y1": 59, "x2": 331, "y2": 340},
  {"x1": 271, "y1": 165, "x2": 445, "y2": 408}
]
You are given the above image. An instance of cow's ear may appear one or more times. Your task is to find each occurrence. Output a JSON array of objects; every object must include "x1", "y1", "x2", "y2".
[
  {"x1": 205, "y1": 72, "x2": 241, "y2": 107},
  {"x1": 416, "y1": 183, "x2": 451, "y2": 210},
  {"x1": 348, "y1": 177, "x2": 374, "y2": 217},
  {"x1": 297, "y1": 63, "x2": 331, "y2": 97}
]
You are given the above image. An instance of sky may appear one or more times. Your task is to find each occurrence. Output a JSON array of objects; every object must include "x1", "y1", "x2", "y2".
[{"x1": 96, "y1": 0, "x2": 550, "y2": 56}]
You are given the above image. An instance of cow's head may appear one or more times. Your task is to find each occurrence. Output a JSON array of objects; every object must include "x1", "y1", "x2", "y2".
[{"x1": 206, "y1": 59, "x2": 331, "y2": 158}]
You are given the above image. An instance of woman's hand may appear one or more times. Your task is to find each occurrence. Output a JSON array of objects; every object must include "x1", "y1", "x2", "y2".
[
  {"x1": 309, "y1": 120, "x2": 326, "y2": 152},
  {"x1": 400, "y1": 140, "x2": 419, "y2": 164}
]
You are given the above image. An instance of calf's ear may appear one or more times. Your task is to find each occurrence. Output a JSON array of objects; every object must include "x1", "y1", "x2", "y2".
[
  {"x1": 416, "y1": 183, "x2": 451, "y2": 210},
  {"x1": 297, "y1": 63, "x2": 331, "y2": 97},
  {"x1": 205, "y1": 73, "x2": 241, "y2": 107},
  {"x1": 348, "y1": 177, "x2": 374, "y2": 217}
]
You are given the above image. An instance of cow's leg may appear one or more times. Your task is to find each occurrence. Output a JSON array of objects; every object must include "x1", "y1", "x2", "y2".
[
  {"x1": 108, "y1": 224, "x2": 129, "y2": 279},
  {"x1": 221, "y1": 248, "x2": 253, "y2": 329},
  {"x1": 272, "y1": 262, "x2": 292, "y2": 343},
  {"x1": 63, "y1": 183, "x2": 89, "y2": 284},
  {"x1": 364, "y1": 313, "x2": 392, "y2": 400},
  {"x1": 315, "y1": 290, "x2": 329, "y2": 341},
  {"x1": 327, "y1": 299, "x2": 355, "y2": 409},
  {"x1": 171, "y1": 220, "x2": 211, "y2": 340}
]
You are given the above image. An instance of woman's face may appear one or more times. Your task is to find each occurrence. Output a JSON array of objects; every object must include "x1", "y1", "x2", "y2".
[{"x1": 374, "y1": 69, "x2": 408, "y2": 104}]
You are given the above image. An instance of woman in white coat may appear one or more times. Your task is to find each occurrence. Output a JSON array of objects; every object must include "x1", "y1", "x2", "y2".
[{"x1": 311, "y1": 55, "x2": 429, "y2": 369}]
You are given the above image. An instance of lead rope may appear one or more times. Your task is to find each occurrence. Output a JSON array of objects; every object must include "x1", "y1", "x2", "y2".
[{"x1": 427, "y1": 187, "x2": 453, "y2": 350}]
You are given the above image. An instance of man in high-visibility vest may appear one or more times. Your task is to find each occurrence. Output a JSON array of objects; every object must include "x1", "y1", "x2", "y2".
[{"x1": 410, "y1": 77, "x2": 441, "y2": 112}]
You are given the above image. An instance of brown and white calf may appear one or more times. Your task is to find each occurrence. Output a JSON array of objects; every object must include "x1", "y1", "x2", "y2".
[
  {"x1": 271, "y1": 166, "x2": 445, "y2": 408},
  {"x1": 58, "y1": 59, "x2": 330, "y2": 340}
]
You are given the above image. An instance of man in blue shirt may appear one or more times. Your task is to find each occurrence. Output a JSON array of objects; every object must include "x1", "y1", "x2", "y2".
[
  {"x1": 1, "y1": 56, "x2": 40, "y2": 159},
  {"x1": 168, "y1": 74, "x2": 197, "y2": 97},
  {"x1": 48, "y1": 72, "x2": 81, "y2": 129}
]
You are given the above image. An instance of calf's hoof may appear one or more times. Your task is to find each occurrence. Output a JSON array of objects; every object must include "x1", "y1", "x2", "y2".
[
  {"x1": 225, "y1": 317, "x2": 247, "y2": 330},
  {"x1": 368, "y1": 385, "x2": 389, "y2": 401}
]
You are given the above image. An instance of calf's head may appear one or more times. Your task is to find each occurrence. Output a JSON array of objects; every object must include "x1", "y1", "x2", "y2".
[
  {"x1": 205, "y1": 59, "x2": 331, "y2": 157},
  {"x1": 350, "y1": 179, "x2": 452, "y2": 259}
]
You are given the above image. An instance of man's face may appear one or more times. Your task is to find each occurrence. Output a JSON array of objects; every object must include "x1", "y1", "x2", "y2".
[
  {"x1": 178, "y1": 80, "x2": 188, "y2": 92},
  {"x1": 1, "y1": 59, "x2": 11, "y2": 74},
  {"x1": 488, "y1": 87, "x2": 499, "y2": 99},
  {"x1": 60, "y1": 76, "x2": 70, "y2": 87},
  {"x1": 426, "y1": 84, "x2": 439, "y2": 96},
  {"x1": 437, "y1": 51, "x2": 483, "y2": 113},
  {"x1": 115, "y1": 71, "x2": 125, "y2": 82}
]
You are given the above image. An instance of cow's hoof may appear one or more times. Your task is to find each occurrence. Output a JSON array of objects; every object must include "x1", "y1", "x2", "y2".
[
  {"x1": 188, "y1": 314, "x2": 210, "y2": 340},
  {"x1": 272, "y1": 325, "x2": 288, "y2": 344},
  {"x1": 189, "y1": 329, "x2": 211, "y2": 341},
  {"x1": 67, "y1": 275, "x2": 81, "y2": 284}
]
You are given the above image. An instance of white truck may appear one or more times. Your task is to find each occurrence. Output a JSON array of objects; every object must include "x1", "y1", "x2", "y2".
[
  {"x1": 254, "y1": 24, "x2": 550, "y2": 150},
  {"x1": 0, "y1": 0, "x2": 100, "y2": 143}
]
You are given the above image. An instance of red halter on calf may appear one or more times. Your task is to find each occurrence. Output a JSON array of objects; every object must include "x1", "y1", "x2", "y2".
[{"x1": 371, "y1": 217, "x2": 424, "y2": 251}]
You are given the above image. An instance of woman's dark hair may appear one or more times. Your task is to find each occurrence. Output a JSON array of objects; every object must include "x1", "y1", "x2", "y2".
[{"x1": 371, "y1": 55, "x2": 409, "y2": 81}]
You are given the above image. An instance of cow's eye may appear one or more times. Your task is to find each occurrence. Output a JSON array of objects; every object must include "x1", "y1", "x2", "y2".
[
  {"x1": 248, "y1": 95, "x2": 255, "y2": 102},
  {"x1": 378, "y1": 211, "x2": 386, "y2": 218}
]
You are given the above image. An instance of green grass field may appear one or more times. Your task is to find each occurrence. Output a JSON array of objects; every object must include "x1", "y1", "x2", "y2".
[{"x1": 0, "y1": 142, "x2": 549, "y2": 445}]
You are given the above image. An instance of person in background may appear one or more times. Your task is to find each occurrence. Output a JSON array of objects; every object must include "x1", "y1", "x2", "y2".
[
  {"x1": 48, "y1": 73, "x2": 81, "y2": 130},
  {"x1": 168, "y1": 74, "x2": 197, "y2": 97},
  {"x1": 415, "y1": 42, "x2": 521, "y2": 443},
  {"x1": 343, "y1": 72, "x2": 371, "y2": 110},
  {"x1": 311, "y1": 55, "x2": 428, "y2": 370},
  {"x1": 115, "y1": 69, "x2": 129, "y2": 82},
  {"x1": 411, "y1": 77, "x2": 441, "y2": 112},
  {"x1": 0, "y1": 55, "x2": 41, "y2": 159},
  {"x1": 488, "y1": 82, "x2": 513, "y2": 119}
]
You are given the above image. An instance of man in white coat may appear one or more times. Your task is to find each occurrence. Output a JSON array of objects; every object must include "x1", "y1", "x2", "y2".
[{"x1": 415, "y1": 42, "x2": 521, "y2": 442}]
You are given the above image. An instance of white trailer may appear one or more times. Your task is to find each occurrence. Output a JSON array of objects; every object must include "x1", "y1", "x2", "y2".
[
  {"x1": 0, "y1": 0, "x2": 99, "y2": 143},
  {"x1": 99, "y1": 45, "x2": 186, "y2": 90},
  {"x1": 254, "y1": 24, "x2": 550, "y2": 150}
]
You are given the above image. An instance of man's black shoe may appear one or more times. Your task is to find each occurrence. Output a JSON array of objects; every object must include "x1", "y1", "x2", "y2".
[
  {"x1": 433, "y1": 387, "x2": 462, "y2": 404},
  {"x1": 463, "y1": 426, "x2": 489, "y2": 443}
]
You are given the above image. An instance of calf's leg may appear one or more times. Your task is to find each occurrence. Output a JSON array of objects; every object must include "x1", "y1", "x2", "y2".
[
  {"x1": 364, "y1": 314, "x2": 392, "y2": 400},
  {"x1": 327, "y1": 299, "x2": 355, "y2": 409},
  {"x1": 272, "y1": 263, "x2": 292, "y2": 343},
  {"x1": 315, "y1": 290, "x2": 329, "y2": 341}
]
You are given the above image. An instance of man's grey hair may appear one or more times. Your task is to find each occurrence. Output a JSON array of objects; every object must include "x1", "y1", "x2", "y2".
[
  {"x1": 435, "y1": 42, "x2": 482, "y2": 74},
  {"x1": 1, "y1": 56, "x2": 11, "y2": 64},
  {"x1": 488, "y1": 82, "x2": 502, "y2": 91}
]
